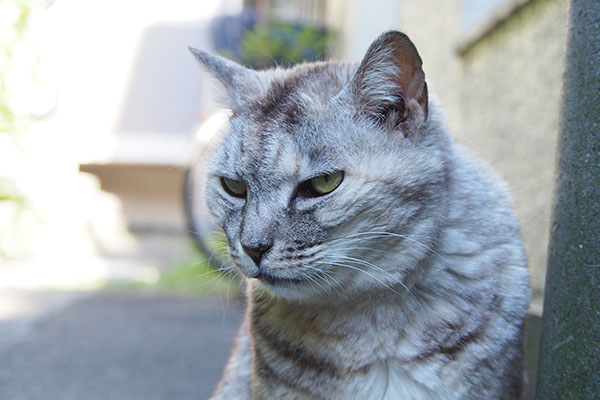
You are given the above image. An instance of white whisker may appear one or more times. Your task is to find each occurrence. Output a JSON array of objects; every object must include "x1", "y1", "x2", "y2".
[
  {"x1": 302, "y1": 264, "x2": 342, "y2": 292},
  {"x1": 315, "y1": 260, "x2": 404, "y2": 297}
]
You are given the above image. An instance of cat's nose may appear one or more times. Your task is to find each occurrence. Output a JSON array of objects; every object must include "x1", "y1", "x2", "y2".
[{"x1": 242, "y1": 241, "x2": 273, "y2": 267}]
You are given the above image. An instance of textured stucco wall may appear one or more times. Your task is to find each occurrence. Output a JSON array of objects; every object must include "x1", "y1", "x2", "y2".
[
  {"x1": 397, "y1": 0, "x2": 463, "y2": 135},
  {"x1": 458, "y1": 0, "x2": 568, "y2": 303}
]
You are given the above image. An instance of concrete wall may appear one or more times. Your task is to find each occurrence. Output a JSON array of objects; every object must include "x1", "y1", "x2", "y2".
[
  {"x1": 457, "y1": 0, "x2": 568, "y2": 303},
  {"x1": 397, "y1": 0, "x2": 464, "y2": 135}
]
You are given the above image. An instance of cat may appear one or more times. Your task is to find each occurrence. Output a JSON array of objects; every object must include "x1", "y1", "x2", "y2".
[{"x1": 190, "y1": 30, "x2": 531, "y2": 400}]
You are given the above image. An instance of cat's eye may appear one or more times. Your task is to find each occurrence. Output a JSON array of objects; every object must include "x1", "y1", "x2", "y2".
[
  {"x1": 301, "y1": 171, "x2": 344, "y2": 197},
  {"x1": 221, "y1": 177, "x2": 247, "y2": 198}
]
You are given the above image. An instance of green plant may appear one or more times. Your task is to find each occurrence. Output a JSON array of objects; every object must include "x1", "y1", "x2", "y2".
[
  {"x1": 238, "y1": 18, "x2": 334, "y2": 69},
  {"x1": 0, "y1": 0, "x2": 51, "y2": 259},
  {"x1": 108, "y1": 242, "x2": 239, "y2": 297},
  {"x1": 153, "y1": 256, "x2": 238, "y2": 296},
  {"x1": 0, "y1": 0, "x2": 47, "y2": 133}
]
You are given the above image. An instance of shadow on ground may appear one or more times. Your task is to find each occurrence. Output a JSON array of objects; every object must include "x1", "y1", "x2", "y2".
[{"x1": 0, "y1": 293, "x2": 243, "y2": 400}]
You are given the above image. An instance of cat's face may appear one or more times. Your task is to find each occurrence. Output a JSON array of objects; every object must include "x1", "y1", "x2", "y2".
[{"x1": 195, "y1": 32, "x2": 447, "y2": 301}]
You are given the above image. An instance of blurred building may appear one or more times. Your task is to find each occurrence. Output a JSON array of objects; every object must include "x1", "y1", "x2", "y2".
[
  {"x1": 80, "y1": 23, "x2": 213, "y2": 234},
  {"x1": 73, "y1": 1, "x2": 244, "y2": 267}
]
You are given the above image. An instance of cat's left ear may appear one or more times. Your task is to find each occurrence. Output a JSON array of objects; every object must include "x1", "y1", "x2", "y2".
[
  {"x1": 350, "y1": 31, "x2": 428, "y2": 135},
  {"x1": 189, "y1": 47, "x2": 266, "y2": 110}
]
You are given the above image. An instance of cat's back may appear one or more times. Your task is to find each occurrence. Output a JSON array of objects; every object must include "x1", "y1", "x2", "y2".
[{"x1": 443, "y1": 133, "x2": 530, "y2": 284}]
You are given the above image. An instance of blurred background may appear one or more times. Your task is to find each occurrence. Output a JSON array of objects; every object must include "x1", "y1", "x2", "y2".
[{"x1": 0, "y1": 0, "x2": 567, "y2": 398}]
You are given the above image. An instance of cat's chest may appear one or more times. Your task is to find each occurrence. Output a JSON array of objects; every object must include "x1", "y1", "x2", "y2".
[
  {"x1": 251, "y1": 297, "x2": 451, "y2": 399},
  {"x1": 253, "y1": 352, "x2": 451, "y2": 400},
  {"x1": 344, "y1": 358, "x2": 444, "y2": 400}
]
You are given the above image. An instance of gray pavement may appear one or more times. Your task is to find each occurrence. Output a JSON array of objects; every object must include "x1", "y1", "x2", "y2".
[{"x1": 0, "y1": 292, "x2": 244, "y2": 400}]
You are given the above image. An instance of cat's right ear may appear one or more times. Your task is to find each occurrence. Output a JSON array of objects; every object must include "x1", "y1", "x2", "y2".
[
  {"x1": 189, "y1": 48, "x2": 265, "y2": 111},
  {"x1": 349, "y1": 31, "x2": 428, "y2": 136}
]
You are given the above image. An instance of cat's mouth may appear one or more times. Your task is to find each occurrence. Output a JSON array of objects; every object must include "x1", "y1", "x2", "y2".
[{"x1": 255, "y1": 270, "x2": 310, "y2": 286}]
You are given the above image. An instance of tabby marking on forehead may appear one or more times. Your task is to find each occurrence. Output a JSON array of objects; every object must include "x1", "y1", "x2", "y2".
[{"x1": 191, "y1": 30, "x2": 530, "y2": 400}]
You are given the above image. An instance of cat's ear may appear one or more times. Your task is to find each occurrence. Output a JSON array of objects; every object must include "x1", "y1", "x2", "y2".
[
  {"x1": 350, "y1": 31, "x2": 428, "y2": 135},
  {"x1": 189, "y1": 47, "x2": 265, "y2": 110}
]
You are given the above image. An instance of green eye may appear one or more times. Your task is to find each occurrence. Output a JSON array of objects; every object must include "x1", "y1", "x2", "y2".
[
  {"x1": 221, "y1": 177, "x2": 247, "y2": 197},
  {"x1": 307, "y1": 171, "x2": 344, "y2": 196}
]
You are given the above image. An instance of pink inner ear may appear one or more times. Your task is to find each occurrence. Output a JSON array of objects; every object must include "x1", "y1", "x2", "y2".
[
  {"x1": 350, "y1": 31, "x2": 429, "y2": 124},
  {"x1": 390, "y1": 41, "x2": 428, "y2": 120},
  {"x1": 406, "y1": 72, "x2": 428, "y2": 120}
]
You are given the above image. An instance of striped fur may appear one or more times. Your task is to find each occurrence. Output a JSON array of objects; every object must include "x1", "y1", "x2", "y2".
[{"x1": 192, "y1": 31, "x2": 530, "y2": 399}]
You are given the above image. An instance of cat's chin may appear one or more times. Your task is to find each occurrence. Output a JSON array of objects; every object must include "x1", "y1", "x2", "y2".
[
  {"x1": 252, "y1": 273, "x2": 330, "y2": 302},
  {"x1": 255, "y1": 270, "x2": 311, "y2": 286}
]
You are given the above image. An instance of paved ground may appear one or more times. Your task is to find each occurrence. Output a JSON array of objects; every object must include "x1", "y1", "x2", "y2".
[{"x1": 0, "y1": 292, "x2": 244, "y2": 400}]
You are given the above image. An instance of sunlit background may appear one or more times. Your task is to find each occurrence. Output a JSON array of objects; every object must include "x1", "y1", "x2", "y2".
[{"x1": 0, "y1": 0, "x2": 568, "y2": 396}]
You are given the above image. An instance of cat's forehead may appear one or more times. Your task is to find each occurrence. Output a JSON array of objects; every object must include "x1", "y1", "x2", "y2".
[
  {"x1": 248, "y1": 62, "x2": 353, "y2": 127},
  {"x1": 227, "y1": 62, "x2": 350, "y2": 138},
  {"x1": 221, "y1": 63, "x2": 356, "y2": 175},
  {"x1": 224, "y1": 112, "x2": 343, "y2": 184}
]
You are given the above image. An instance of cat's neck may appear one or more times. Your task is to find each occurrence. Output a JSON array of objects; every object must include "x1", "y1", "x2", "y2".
[
  {"x1": 247, "y1": 269, "x2": 432, "y2": 340},
  {"x1": 246, "y1": 237, "x2": 497, "y2": 362}
]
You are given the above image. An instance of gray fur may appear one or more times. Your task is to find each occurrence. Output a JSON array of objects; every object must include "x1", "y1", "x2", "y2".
[{"x1": 191, "y1": 31, "x2": 530, "y2": 400}]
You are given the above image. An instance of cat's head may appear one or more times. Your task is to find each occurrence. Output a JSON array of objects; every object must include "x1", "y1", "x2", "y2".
[{"x1": 191, "y1": 31, "x2": 448, "y2": 302}]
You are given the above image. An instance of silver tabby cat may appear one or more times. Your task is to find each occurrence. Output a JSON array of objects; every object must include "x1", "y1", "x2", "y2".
[{"x1": 190, "y1": 31, "x2": 531, "y2": 400}]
